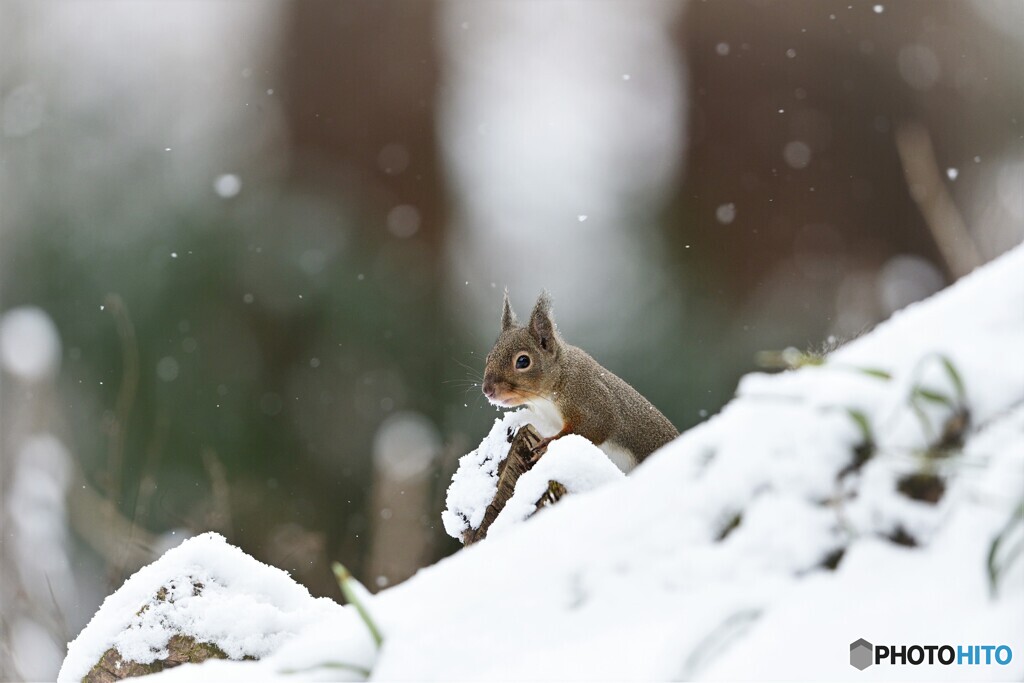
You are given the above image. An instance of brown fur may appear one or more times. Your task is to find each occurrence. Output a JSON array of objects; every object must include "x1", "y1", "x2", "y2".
[{"x1": 482, "y1": 291, "x2": 678, "y2": 468}]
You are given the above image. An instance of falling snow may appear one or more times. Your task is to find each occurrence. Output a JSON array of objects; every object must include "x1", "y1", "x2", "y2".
[
  {"x1": 214, "y1": 174, "x2": 242, "y2": 198},
  {"x1": 715, "y1": 203, "x2": 736, "y2": 224},
  {"x1": 386, "y1": 204, "x2": 421, "y2": 238},
  {"x1": 60, "y1": 245, "x2": 1024, "y2": 681},
  {"x1": 783, "y1": 140, "x2": 812, "y2": 169}
]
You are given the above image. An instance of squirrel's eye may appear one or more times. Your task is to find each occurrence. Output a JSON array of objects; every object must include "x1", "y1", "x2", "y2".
[{"x1": 515, "y1": 354, "x2": 530, "y2": 369}]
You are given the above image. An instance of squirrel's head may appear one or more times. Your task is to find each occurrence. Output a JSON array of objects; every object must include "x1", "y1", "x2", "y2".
[{"x1": 482, "y1": 290, "x2": 561, "y2": 408}]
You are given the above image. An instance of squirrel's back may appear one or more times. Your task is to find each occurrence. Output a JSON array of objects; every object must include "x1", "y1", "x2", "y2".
[{"x1": 558, "y1": 344, "x2": 678, "y2": 467}]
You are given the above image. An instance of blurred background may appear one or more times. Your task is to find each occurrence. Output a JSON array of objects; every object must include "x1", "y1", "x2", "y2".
[{"x1": 1, "y1": 0, "x2": 1022, "y2": 679}]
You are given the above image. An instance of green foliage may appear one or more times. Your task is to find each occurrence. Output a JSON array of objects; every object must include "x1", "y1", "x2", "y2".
[
  {"x1": 988, "y1": 499, "x2": 1024, "y2": 598},
  {"x1": 0, "y1": 180, "x2": 460, "y2": 588},
  {"x1": 332, "y1": 562, "x2": 384, "y2": 647}
]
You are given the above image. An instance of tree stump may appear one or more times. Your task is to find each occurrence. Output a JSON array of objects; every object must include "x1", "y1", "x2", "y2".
[
  {"x1": 462, "y1": 424, "x2": 545, "y2": 545},
  {"x1": 83, "y1": 636, "x2": 228, "y2": 682},
  {"x1": 82, "y1": 583, "x2": 231, "y2": 682}
]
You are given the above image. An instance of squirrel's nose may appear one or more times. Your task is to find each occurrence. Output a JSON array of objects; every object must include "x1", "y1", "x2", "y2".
[{"x1": 482, "y1": 376, "x2": 496, "y2": 399}]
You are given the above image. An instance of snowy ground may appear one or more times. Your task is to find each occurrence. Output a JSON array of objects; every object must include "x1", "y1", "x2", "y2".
[{"x1": 60, "y1": 244, "x2": 1024, "y2": 681}]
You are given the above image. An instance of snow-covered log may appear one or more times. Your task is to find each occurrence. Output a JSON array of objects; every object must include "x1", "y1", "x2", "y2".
[
  {"x1": 58, "y1": 534, "x2": 375, "y2": 682},
  {"x1": 446, "y1": 421, "x2": 627, "y2": 545},
  {"x1": 61, "y1": 244, "x2": 1024, "y2": 681},
  {"x1": 457, "y1": 422, "x2": 544, "y2": 545}
]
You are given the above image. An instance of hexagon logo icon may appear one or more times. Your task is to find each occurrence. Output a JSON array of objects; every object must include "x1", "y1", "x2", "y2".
[{"x1": 850, "y1": 638, "x2": 873, "y2": 670}]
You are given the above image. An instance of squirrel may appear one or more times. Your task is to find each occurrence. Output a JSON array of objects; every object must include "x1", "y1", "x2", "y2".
[{"x1": 481, "y1": 291, "x2": 678, "y2": 471}]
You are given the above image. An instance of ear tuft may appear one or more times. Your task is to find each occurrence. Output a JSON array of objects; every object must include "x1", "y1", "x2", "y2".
[
  {"x1": 529, "y1": 290, "x2": 557, "y2": 351},
  {"x1": 501, "y1": 289, "x2": 518, "y2": 331}
]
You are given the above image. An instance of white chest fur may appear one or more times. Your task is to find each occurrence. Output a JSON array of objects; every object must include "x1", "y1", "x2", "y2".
[{"x1": 525, "y1": 396, "x2": 564, "y2": 437}]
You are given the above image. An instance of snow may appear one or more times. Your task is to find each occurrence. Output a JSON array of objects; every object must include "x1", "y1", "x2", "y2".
[
  {"x1": 784, "y1": 140, "x2": 812, "y2": 169},
  {"x1": 715, "y1": 202, "x2": 736, "y2": 224},
  {"x1": 375, "y1": 242, "x2": 1024, "y2": 680},
  {"x1": 61, "y1": 244, "x2": 1024, "y2": 681},
  {"x1": 156, "y1": 356, "x2": 180, "y2": 381},
  {"x1": 150, "y1": 606, "x2": 376, "y2": 682},
  {"x1": 0, "y1": 306, "x2": 61, "y2": 381},
  {"x1": 899, "y1": 44, "x2": 942, "y2": 91},
  {"x1": 213, "y1": 173, "x2": 241, "y2": 198},
  {"x1": 57, "y1": 533, "x2": 374, "y2": 682},
  {"x1": 7, "y1": 435, "x2": 75, "y2": 681},
  {"x1": 373, "y1": 411, "x2": 440, "y2": 479},
  {"x1": 8, "y1": 436, "x2": 74, "y2": 599},
  {"x1": 440, "y1": 407, "x2": 559, "y2": 539},
  {"x1": 386, "y1": 204, "x2": 421, "y2": 238},
  {"x1": 487, "y1": 434, "x2": 626, "y2": 536}
]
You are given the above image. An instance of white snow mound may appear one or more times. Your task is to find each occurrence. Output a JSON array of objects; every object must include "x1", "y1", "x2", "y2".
[
  {"x1": 62, "y1": 243, "x2": 1024, "y2": 682},
  {"x1": 57, "y1": 532, "x2": 355, "y2": 682},
  {"x1": 441, "y1": 407, "x2": 559, "y2": 539},
  {"x1": 370, "y1": 243, "x2": 1024, "y2": 680},
  {"x1": 488, "y1": 434, "x2": 626, "y2": 536}
]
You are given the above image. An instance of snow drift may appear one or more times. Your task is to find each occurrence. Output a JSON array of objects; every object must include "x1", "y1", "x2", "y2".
[
  {"x1": 58, "y1": 534, "x2": 375, "y2": 682},
  {"x1": 61, "y1": 243, "x2": 1024, "y2": 681}
]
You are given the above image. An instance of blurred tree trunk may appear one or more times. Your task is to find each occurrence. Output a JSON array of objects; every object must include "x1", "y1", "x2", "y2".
[
  {"x1": 283, "y1": 0, "x2": 444, "y2": 255},
  {"x1": 279, "y1": 0, "x2": 448, "y2": 593},
  {"x1": 667, "y1": 0, "x2": 1021, "y2": 326}
]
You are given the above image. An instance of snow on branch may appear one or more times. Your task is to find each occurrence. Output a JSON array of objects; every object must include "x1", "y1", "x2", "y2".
[{"x1": 444, "y1": 419, "x2": 625, "y2": 545}]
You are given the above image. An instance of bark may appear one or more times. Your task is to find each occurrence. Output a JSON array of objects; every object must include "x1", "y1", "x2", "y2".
[
  {"x1": 83, "y1": 636, "x2": 228, "y2": 683},
  {"x1": 462, "y1": 425, "x2": 543, "y2": 545},
  {"x1": 81, "y1": 583, "x2": 232, "y2": 682},
  {"x1": 462, "y1": 425, "x2": 568, "y2": 546}
]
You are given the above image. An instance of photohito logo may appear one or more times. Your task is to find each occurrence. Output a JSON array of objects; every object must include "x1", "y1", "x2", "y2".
[
  {"x1": 850, "y1": 639, "x2": 873, "y2": 670},
  {"x1": 850, "y1": 639, "x2": 1012, "y2": 670}
]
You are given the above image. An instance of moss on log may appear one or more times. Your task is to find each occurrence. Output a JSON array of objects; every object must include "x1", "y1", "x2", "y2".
[
  {"x1": 82, "y1": 582, "x2": 231, "y2": 682},
  {"x1": 83, "y1": 636, "x2": 228, "y2": 683}
]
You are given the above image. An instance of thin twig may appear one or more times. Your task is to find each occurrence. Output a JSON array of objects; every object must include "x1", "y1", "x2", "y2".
[
  {"x1": 202, "y1": 448, "x2": 233, "y2": 535},
  {"x1": 895, "y1": 122, "x2": 983, "y2": 278},
  {"x1": 68, "y1": 475, "x2": 157, "y2": 574},
  {"x1": 131, "y1": 409, "x2": 170, "y2": 531},
  {"x1": 102, "y1": 293, "x2": 140, "y2": 501}
]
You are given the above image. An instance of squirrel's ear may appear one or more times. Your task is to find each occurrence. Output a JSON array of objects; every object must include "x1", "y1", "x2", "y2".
[
  {"x1": 529, "y1": 291, "x2": 557, "y2": 352},
  {"x1": 501, "y1": 289, "x2": 518, "y2": 331}
]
